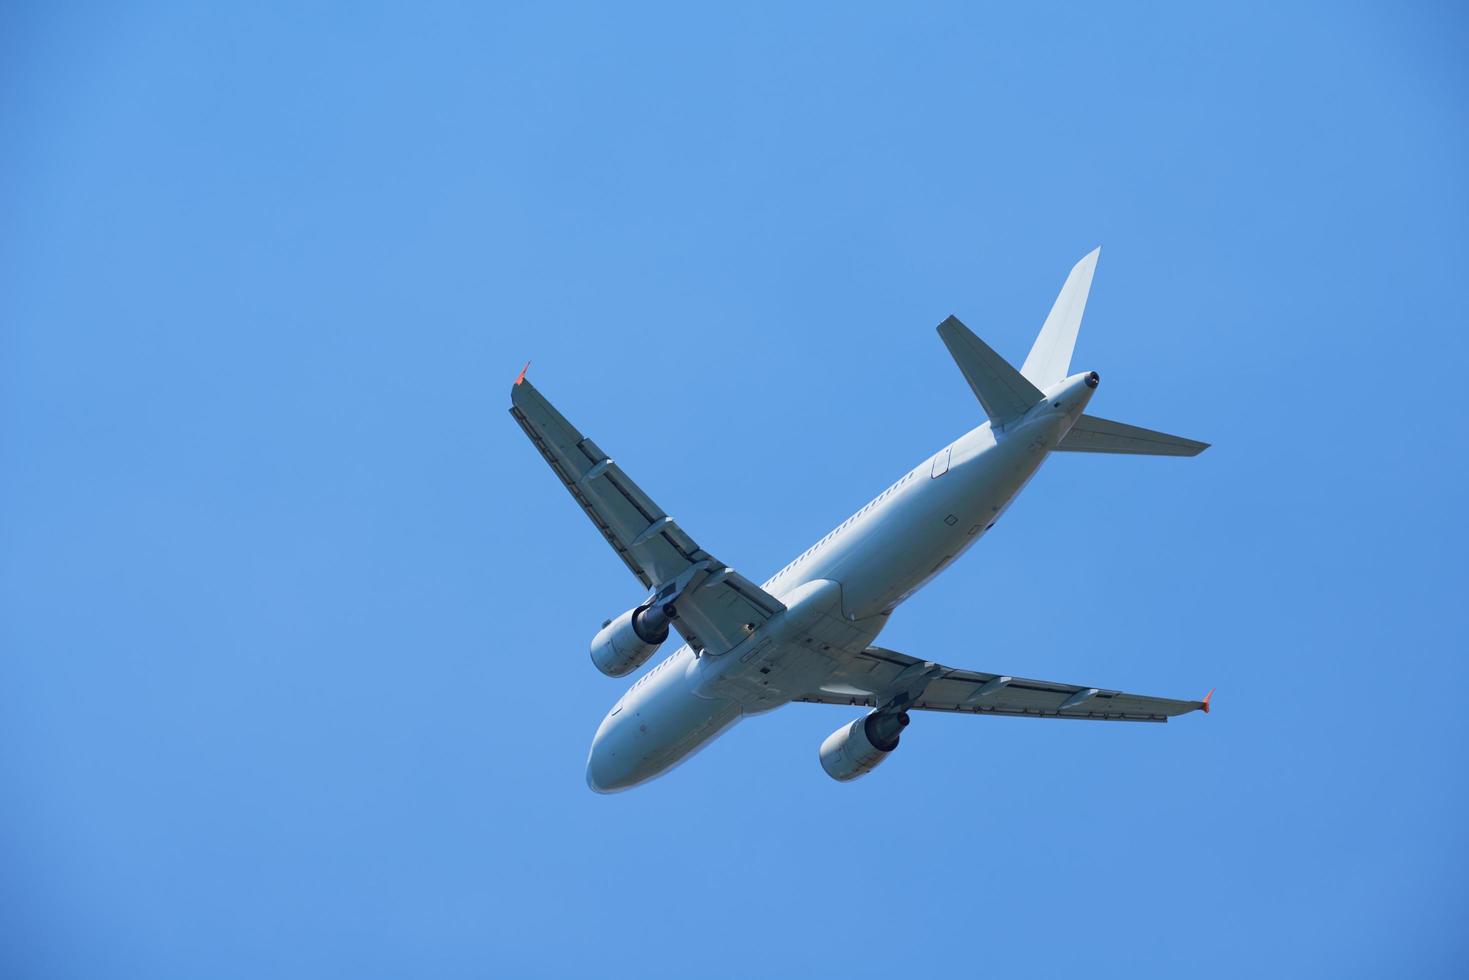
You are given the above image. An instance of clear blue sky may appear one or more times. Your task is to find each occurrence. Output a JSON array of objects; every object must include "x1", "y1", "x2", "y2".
[{"x1": 3, "y1": 3, "x2": 1466, "y2": 977}]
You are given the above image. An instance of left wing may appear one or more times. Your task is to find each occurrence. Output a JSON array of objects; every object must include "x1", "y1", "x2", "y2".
[
  {"x1": 796, "y1": 646, "x2": 1209, "y2": 722},
  {"x1": 509, "y1": 370, "x2": 784, "y2": 656}
]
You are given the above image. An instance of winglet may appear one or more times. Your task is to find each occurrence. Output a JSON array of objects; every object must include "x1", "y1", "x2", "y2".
[
  {"x1": 1200, "y1": 688, "x2": 1214, "y2": 714},
  {"x1": 514, "y1": 360, "x2": 531, "y2": 386}
]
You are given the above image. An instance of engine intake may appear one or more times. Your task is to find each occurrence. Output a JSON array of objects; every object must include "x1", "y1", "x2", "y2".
[
  {"x1": 819, "y1": 710, "x2": 910, "y2": 782},
  {"x1": 590, "y1": 602, "x2": 676, "y2": 677}
]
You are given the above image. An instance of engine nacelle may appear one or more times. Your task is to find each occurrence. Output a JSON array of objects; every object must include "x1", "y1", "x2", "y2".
[
  {"x1": 819, "y1": 710, "x2": 910, "y2": 782},
  {"x1": 589, "y1": 602, "x2": 676, "y2": 677}
]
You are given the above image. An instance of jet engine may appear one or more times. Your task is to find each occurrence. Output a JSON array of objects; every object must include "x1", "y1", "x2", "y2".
[
  {"x1": 818, "y1": 710, "x2": 910, "y2": 782},
  {"x1": 590, "y1": 602, "x2": 677, "y2": 677}
]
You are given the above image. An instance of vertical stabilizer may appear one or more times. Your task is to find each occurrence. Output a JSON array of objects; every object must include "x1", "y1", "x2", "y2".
[{"x1": 1020, "y1": 248, "x2": 1100, "y2": 389}]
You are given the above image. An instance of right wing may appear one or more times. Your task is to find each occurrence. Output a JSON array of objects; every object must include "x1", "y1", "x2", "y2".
[
  {"x1": 509, "y1": 371, "x2": 784, "y2": 656},
  {"x1": 796, "y1": 646, "x2": 1208, "y2": 722}
]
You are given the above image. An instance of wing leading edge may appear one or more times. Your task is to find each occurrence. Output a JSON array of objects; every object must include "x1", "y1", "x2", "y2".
[{"x1": 797, "y1": 646, "x2": 1209, "y2": 722}]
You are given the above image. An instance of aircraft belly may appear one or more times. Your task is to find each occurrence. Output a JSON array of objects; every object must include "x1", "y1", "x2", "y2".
[
  {"x1": 687, "y1": 580, "x2": 885, "y2": 710},
  {"x1": 835, "y1": 433, "x2": 1049, "y2": 618},
  {"x1": 636, "y1": 696, "x2": 742, "y2": 776}
]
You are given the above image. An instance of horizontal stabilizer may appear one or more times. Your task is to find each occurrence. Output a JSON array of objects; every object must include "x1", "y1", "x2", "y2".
[
  {"x1": 937, "y1": 316, "x2": 1045, "y2": 427},
  {"x1": 1056, "y1": 414, "x2": 1209, "y2": 456}
]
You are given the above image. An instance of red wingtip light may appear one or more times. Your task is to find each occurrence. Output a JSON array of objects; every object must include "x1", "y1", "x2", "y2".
[
  {"x1": 514, "y1": 360, "x2": 531, "y2": 386},
  {"x1": 1201, "y1": 688, "x2": 1214, "y2": 714}
]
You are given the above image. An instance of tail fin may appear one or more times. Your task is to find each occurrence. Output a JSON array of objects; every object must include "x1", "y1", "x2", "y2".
[
  {"x1": 1056, "y1": 414, "x2": 1209, "y2": 456},
  {"x1": 1021, "y1": 248, "x2": 1100, "y2": 389},
  {"x1": 937, "y1": 315, "x2": 1044, "y2": 427}
]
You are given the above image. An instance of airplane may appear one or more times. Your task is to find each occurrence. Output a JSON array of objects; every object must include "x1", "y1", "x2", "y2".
[{"x1": 509, "y1": 248, "x2": 1212, "y2": 793}]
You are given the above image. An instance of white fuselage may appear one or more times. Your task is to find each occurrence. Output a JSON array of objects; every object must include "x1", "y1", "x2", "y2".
[{"x1": 585, "y1": 372, "x2": 1098, "y2": 792}]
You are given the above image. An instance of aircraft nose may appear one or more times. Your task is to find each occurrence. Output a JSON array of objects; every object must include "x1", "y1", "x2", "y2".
[
  {"x1": 586, "y1": 729, "x2": 638, "y2": 795},
  {"x1": 585, "y1": 752, "x2": 635, "y2": 794}
]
